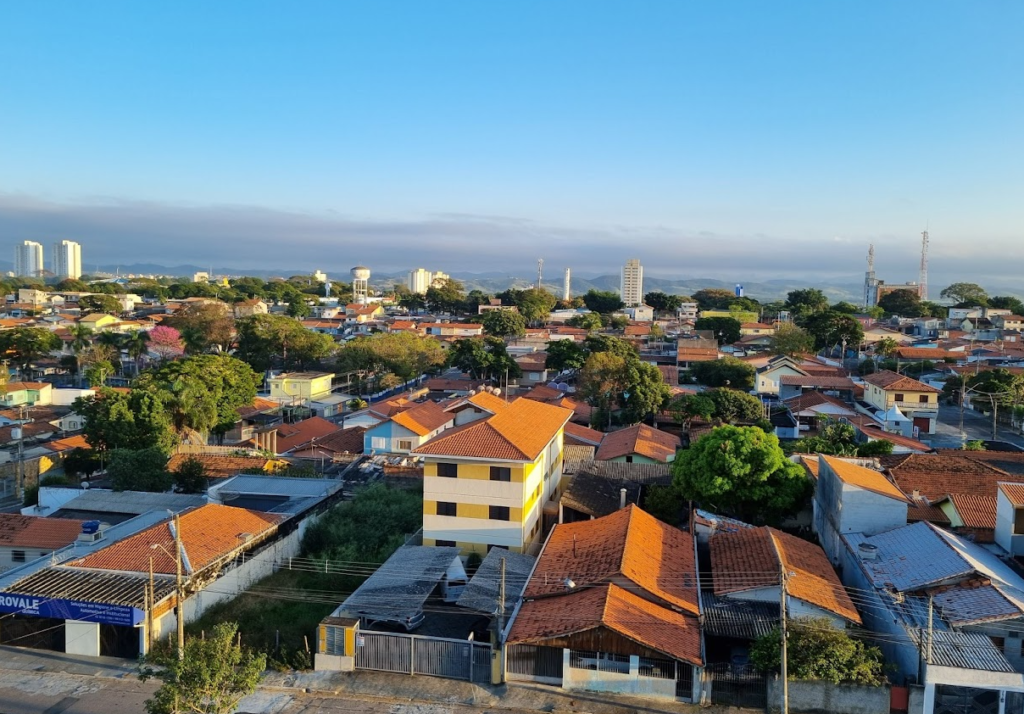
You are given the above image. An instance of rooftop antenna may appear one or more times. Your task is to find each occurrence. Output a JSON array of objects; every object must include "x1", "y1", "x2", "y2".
[
  {"x1": 536, "y1": 258, "x2": 544, "y2": 290},
  {"x1": 919, "y1": 227, "x2": 929, "y2": 301}
]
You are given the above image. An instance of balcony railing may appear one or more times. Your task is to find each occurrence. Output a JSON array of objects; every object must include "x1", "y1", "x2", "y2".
[{"x1": 890, "y1": 401, "x2": 938, "y2": 412}]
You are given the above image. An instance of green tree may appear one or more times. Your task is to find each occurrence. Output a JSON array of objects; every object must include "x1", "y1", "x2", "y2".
[
  {"x1": 0, "y1": 327, "x2": 63, "y2": 375},
  {"x1": 620, "y1": 359, "x2": 671, "y2": 424},
  {"x1": 481, "y1": 309, "x2": 527, "y2": 338},
  {"x1": 172, "y1": 455, "x2": 210, "y2": 494},
  {"x1": 831, "y1": 301, "x2": 860, "y2": 314},
  {"x1": 785, "y1": 288, "x2": 829, "y2": 322},
  {"x1": 964, "y1": 439, "x2": 987, "y2": 451},
  {"x1": 286, "y1": 299, "x2": 311, "y2": 318},
  {"x1": 751, "y1": 617, "x2": 886, "y2": 686},
  {"x1": 671, "y1": 393, "x2": 716, "y2": 427},
  {"x1": 79, "y1": 293, "x2": 123, "y2": 315},
  {"x1": 424, "y1": 277, "x2": 466, "y2": 314},
  {"x1": 62, "y1": 447, "x2": 101, "y2": 479},
  {"x1": 68, "y1": 323, "x2": 94, "y2": 353},
  {"x1": 583, "y1": 334, "x2": 637, "y2": 359},
  {"x1": 940, "y1": 282, "x2": 989, "y2": 307},
  {"x1": 644, "y1": 291, "x2": 684, "y2": 314},
  {"x1": 692, "y1": 288, "x2": 737, "y2": 310},
  {"x1": 447, "y1": 337, "x2": 521, "y2": 381},
  {"x1": 76, "y1": 388, "x2": 177, "y2": 454},
  {"x1": 462, "y1": 289, "x2": 491, "y2": 313},
  {"x1": 398, "y1": 291, "x2": 426, "y2": 312},
  {"x1": 137, "y1": 355, "x2": 260, "y2": 440},
  {"x1": 582, "y1": 289, "x2": 624, "y2": 314},
  {"x1": 695, "y1": 316, "x2": 742, "y2": 345},
  {"x1": 704, "y1": 388, "x2": 765, "y2": 423},
  {"x1": 545, "y1": 339, "x2": 588, "y2": 374},
  {"x1": 565, "y1": 313, "x2": 603, "y2": 331},
  {"x1": 55, "y1": 278, "x2": 90, "y2": 292},
  {"x1": 107, "y1": 447, "x2": 172, "y2": 492},
  {"x1": 235, "y1": 314, "x2": 336, "y2": 371},
  {"x1": 579, "y1": 351, "x2": 628, "y2": 424},
  {"x1": 690, "y1": 357, "x2": 755, "y2": 390},
  {"x1": 163, "y1": 301, "x2": 235, "y2": 354},
  {"x1": 84, "y1": 360, "x2": 114, "y2": 387},
  {"x1": 672, "y1": 425, "x2": 808, "y2": 523},
  {"x1": 769, "y1": 324, "x2": 815, "y2": 357},
  {"x1": 337, "y1": 332, "x2": 446, "y2": 383},
  {"x1": 516, "y1": 288, "x2": 557, "y2": 324},
  {"x1": 140, "y1": 621, "x2": 266, "y2": 714},
  {"x1": 877, "y1": 288, "x2": 925, "y2": 317},
  {"x1": 803, "y1": 311, "x2": 864, "y2": 351}
]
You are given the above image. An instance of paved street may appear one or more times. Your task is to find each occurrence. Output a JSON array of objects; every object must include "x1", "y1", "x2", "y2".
[{"x1": 931, "y1": 403, "x2": 1024, "y2": 450}]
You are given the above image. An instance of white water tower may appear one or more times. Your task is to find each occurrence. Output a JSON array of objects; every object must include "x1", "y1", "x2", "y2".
[{"x1": 351, "y1": 265, "x2": 371, "y2": 304}]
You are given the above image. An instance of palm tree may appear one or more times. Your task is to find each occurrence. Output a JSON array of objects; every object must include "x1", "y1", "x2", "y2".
[
  {"x1": 874, "y1": 337, "x2": 900, "y2": 371},
  {"x1": 123, "y1": 330, "x2": 150, "y2": 375},
  {"x1": 68, "y1": 323, "x2": 94, "y2": 353}
]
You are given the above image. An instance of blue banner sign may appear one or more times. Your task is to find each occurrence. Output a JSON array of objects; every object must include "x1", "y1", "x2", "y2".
[{"x1": 0, "y1": 593, "x2": 143, "y2": 627}]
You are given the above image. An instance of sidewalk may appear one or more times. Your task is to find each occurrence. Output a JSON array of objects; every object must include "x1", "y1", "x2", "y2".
[{"x1": 0, "y1": 646, "x2": 751, "y2": 714}]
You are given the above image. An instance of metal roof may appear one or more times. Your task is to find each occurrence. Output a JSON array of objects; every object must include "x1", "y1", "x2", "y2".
[
  {"x1": 54, "y1": 490, "x2": 207, "y2": 517},
  {"x1": 212, "y1": 475, "x2": 342, "y2": 499},
  {"x1": 333, "y1": 545, "x2": 463, "y2": 624},
  {"x1": 456, "y1": 547, "x2": 534, "y2": 615},
  {"x1": 3, "y1": 568, "x2": 176, "y2": 609},
  {"x1": 910, "y1": 629, "x2": 1016, "y2": 673},
  {"x1": 844, "y1": 523, "x2": 974, "y2": 592},
  {"x1": 561, "y1": 472, "x2": 642, "y2": 519},
  {"x1": 701, "y1": 592, "x2": 779, "y2": 640}
]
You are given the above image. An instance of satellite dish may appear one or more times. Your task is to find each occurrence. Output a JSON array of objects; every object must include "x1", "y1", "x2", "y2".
[{"x1": 492, "y1": 388, "x2": 501, "y2": 396}]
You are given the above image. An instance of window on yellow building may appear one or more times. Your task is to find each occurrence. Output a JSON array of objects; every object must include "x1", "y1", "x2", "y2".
[
  {"x1": 436, "y1": 502, "x2": 457, "y2": 517},
  {"x1": 489, "y1": 506, "x2": 510, "y2": 521},
  {"x1": 490, "y1": 466, "x2": 511, "y2": 482},
  {"x1": 437, "y1": 463, "x2": 458, "y2": 478}
]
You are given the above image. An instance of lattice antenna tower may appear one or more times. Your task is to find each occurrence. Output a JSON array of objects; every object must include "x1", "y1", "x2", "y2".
[
  {"x1": 864, "y1": 244, "x2": 876, "y2": 307},
  {"x1": 536, "y1": 258, "x2": 544, "y2": 290}
]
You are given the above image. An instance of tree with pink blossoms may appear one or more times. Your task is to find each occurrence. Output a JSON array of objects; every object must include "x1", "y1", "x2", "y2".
[{"x1": 148, "y1": 325, "x2": 185, "y2": 362}]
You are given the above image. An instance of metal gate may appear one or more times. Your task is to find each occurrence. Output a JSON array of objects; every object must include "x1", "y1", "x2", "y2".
[
  {"x1": 355, "y1": 630, "x2": 491, "y2": 682},
  {"x1": 506, "y1": 644, "x2": 564, "y2": 683},
  {"x1": 706, "y1": 662, "x2": 768, "y2": 709}
]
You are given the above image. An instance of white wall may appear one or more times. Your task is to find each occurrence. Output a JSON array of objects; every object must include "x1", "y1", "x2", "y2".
[
  {"x1": 561, "y1": 650, "x2": 682, "y2": 701},
  {"x1": 727, "y1": 588, "x2": 848, "y2": 628},
  {"x1": 65, "y1": 620, "x2": 100, "y2": 656},
  {"x1": 51, "y1": 388, "x2": 95, "y2": 406}
]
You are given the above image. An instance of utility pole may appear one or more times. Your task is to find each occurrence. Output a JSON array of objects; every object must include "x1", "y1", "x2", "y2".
[
  {"x1": 497, "y1": 557, "x2": 507, "y2": 637},
  {"x1": 148, "y1": 556, "x2": 155, "y2": 655},
  {"x1": 174, "y1": 513, "x2": 184, "y2": 661},
  {"x1": 780, "y1": 567, "x2": 789, "y2": 714},
  {"x1": 926, "y1": 593, "x2": 934, "y2": 667}
]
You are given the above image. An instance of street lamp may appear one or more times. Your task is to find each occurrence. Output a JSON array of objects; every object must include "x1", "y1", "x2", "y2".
[
  {"x1": 151, "y1": 512, "x2": 185, "y2": 661},
  {"x1": 958, "y1": 378, "x2": 1016, "y2": 445}
]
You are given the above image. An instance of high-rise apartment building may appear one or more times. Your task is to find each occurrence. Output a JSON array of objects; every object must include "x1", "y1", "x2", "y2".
[
  {"x1": 52, "y1": 240, "x2": 82, "y2": 280},
  {"x1": 15, "y1": 241, "x2": 44, "y2": 278},
  {"x1": 407, "y1": 268, "x2": 450, "y2": 294},
  {"x1": 620, "y1": 258, "x2": 644, "y2": 307}
]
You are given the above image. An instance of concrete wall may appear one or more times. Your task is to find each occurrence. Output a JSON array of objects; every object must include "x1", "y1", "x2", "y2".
[
  {"x1": 65, "y1": 620, "x2": 100, "y2": 657},
  {"x1": 561, "y1": 651, "x2": 680, "y2": 701},
  {"x1": 728, "y1": 588, "x2": 847, "y2": 628},
  {"x1": 767, "y1": 678, "x2": 890, "y2": 714}
]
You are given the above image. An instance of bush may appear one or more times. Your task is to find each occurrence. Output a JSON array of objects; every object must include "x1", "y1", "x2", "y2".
[
  {"x1": 108, "y1": 447, "x2": 172, "y2": 492},
  {"x1": 751, "y1": 617, "x2": 887, "y2": 686}
]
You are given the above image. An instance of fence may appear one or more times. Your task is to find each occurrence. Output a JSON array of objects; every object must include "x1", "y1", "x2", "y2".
[
  {"x1": 706, "y1": 662, "x2": 769, "y2": 709},
  {"x1": 353, "y1": 630, "x2": 491, "y2": 683},
  {"x1": 506, "y1": 644, "x2": 564, "y2": 684}
]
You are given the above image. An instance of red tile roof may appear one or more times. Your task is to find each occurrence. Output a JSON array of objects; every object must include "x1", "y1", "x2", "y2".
[
  {"x1": 389, "y1": 400, "x2": 453, "y2": 436},
  {"x1": 564, "y1": 421, "x2": 604, "y2": 446},
  {"x1": 711, "y1": 526, "x2": 860, "y2": 624},
  {"x1": 522, "y1": 384, "x2": 565, "y2": 402},
  {"x1": 274, "y1": 416, "x2": 342, "y2": 453},
  {"x1": 895, "y1": 347, "x2": 961, "y2": 361},
  {"x1": 819, "y1": 455, "x2": 908, "y2": 502},
  {"x1": 862, "y1": 370, "x2": 941, "y2": 393},
  {"x1": 946, "y1": 493, "x2": 997, "y2": 530},
  {"x1": 1000, "y1": 483, "x2": 1024, "y2": 507},
  {"x1": 165, "y1": 453, "x2": 274, "y2": 479},
  {"x1": 882, "y1": 453, "x2": 1020, "y2": 501},
  {"x1": 43, "y1": 434, "x2": 92, "y2": 453},
  {"x1": 69, "y1": 504, "x2": 283, "y2": 575},
  {"x1": 0, "y1": 514, "x2": 86, "y2": 549},
  {"x1": 509, "y1": 583, "x2": 702, "y2": 665},
  {"x1": 778, "y1": 375, "x2": 856, "y2": 389},
  {"x1": 414, "y1": 398, "x2": 571, "y2": 461},
  {"x1": 526, "y1": 505, "x2": 699, "y2": 615},
  {"x1": 596, "y1": 424, "x2": 680, "y2": 463}
]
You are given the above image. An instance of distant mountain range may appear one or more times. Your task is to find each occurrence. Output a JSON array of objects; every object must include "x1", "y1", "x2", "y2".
[{"x1": 6, "y1": 261, "x2": 1020, "y2": 302}]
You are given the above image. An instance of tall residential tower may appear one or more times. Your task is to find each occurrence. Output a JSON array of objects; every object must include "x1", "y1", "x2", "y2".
[
  {"x1": 620, "y1": 258, "x2": 643, "y2": 307},
  {"x1": 15, "y1": 241, "x2": 44, "y2": 277},
  {"x1": 52, "y1": 240, "x2": 82, "y2": 280}
]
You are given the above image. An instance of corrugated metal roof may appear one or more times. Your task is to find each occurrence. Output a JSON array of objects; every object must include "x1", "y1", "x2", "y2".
[
  {"x1": 212, "y1": 475, "x2": 342, "y2": 499},
  {"x1": 701, "y1": 592, "x2": 779, "y2": 639},
  {"x1": 845, "y1": 523, "x2": 973, "y2": 592},
  {"x1": 933, "y1": 585, "x2": 1021, "y2": 626},
  {"x1": 4, "y1": 568, "x2": 176, "y2": 608},
  {"x1": 910, "y1": 629, "x2": 1016, "y2": 673},
  {"x1": 456, "y1": 547, "x2": 534, "y2": 615},
  {"x1": 55, "y1": 490, "x2": 207, "y2": 516}
]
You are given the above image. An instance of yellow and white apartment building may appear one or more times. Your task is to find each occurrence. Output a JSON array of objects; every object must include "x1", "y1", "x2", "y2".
[{"x1": 414, "y1": 397, "x2": 573, "y2": 555}]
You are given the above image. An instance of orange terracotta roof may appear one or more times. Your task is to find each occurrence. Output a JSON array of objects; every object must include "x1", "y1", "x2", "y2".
[
  {"x1": 414, "y1": 397, "x2": 571, "y2": 461},
  {"x1": 783, "y1": 391, "x2": 854, "y2": 413},
  {"x1": 274, "y1": 416, "x2": 342, "y2": 453},
  {"x1": 819, "y1": 455, "x2": 909, "y2": 502},
  {"x1": 895, "y1": 347, "x2": 961, "y2": 361},
  {"x1": 522, "y1": 384, "x2": 564, "y2": 402},
  {"x1": 596, "y1": 424, "x2": 680, "y2": 463},
  {"x1": 69, "y1": 504, "x2": 283, "y2": 575},
  {"x1": 390, "y1": 400, "x2": 453, "y2": 436},
  {"x1": 862, "y1": 370, "x2": 941, "y2": 393},
  {"x1": 525, "y1": 505, "x2": 699, "y2": 615},
  {"x1": 946, "y1": 493, "x2": 997, "y2": 530},
  {"x1": 881, "y1": 453, "x2": 1020, "y2": 501},
  {"x1": 711, "y1": 526, "x2": 860, "y2": 624},
  {"x1": 236, "y1": 397, "x2": 280, "y2": 419},
  {"x1": 464, "y1": 390, "x2": 509, "y2": 414},
  {"x1": 3, "y1": 382, "x2": 51, "y2": 392},
  {"x1": 165, "y1": 453, "x2": 272, "y2": 479},
  {"x1": 44, "y1": 434, "x2": 91, "y2": 453},
  {"x1": 1000, "y1": 483, "x2": 1024, "y2": 507},
  {"x1": 779, "y1": 375, "x2": 856, "y2": 389},
  {"x1": 564, "y1": 421, "x2": 604, "y2": 446},
  {"x1": 0, "y1": 514, "x2": 86, "y2": 549},
  {"x1": 508, "y1": 583, "x2": 702, "y2": 665},
  {"x1": 623, "y1": 325, "x2": 651, "y2": 337},
  {"x1": 906, "y1": 496, "x2": 950, "y2": 524}
]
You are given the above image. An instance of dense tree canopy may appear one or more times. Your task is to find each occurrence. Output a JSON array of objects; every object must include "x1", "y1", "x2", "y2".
[
  {"x1": 78, "y1": 293, "x2": 123, "y2": 315},
  {"x1": 565, "y1": 312, "x2": 603, "y2": 332},
  {"x1": 769, "y1": 323, "x2": 815, "y2": 357},
  {"x1": 989, "y1": 296, "x2": 1024, "y2": 315},
  {"x1": 545, "y1": 339, "x2": 588, "y2": 373},
  {"x1": 0, "y1": 327, "x2": 62, "y2": 373},
  {"x1": 75, "y1": 388, "x2": 177, "y2": 454},
  {"x1": 337, "y1": 332, "x2": 446, "y2": 382},
  {"x1": 671, "y1": 425, "x2": 809, "y2": 523},
  {"x1": 496, "y1": 288, "x2": 557, "y2": 323},
  {"x1": 877, "y1": 288, "x2": 925, "y2": 317},
  {"x1": 690, "y1": 357, "x2": 755, "y2": 391},
  {"x1": 694, "y1": 316, "x2": 742, "y2": 345},
  {"x1": 424, "y1": 278, "x2": 466, "y2": 314},
  {"x1": 481, "y1": 308, "x2": 527, "y2": 338},
  {"x1": 692, "y1": 288, "x2": 737, "y2": 310},
  {"x1": 447, "y1": 336, "x2": 521, "y2": 381},
  {"x1": 751, "y1": 617, "x2": 886, "y2": 686},
  {"x1": 582, "y1": 289, "x2": 625, "y2": 314},
  {"x1": 644, "y1": 291, "x2": 685, "y2": 313},
  {"x1": 235, "y1": 314, "x2": 336, "y2": 371},
  {"x1": 107, "y1": 447, "x2": 173, "y2": 492},
  {"x1": 940, "y1": 282, "x2": 989, "y2": 306},
  {"x1": 803, "y1": 311, "x2": 864, "y2": 351},
  {"x1": 578, "y1": 340, "x2": 670, "y2": 426},
  {"x1": 162, "y1": 300, "x2": 235, "y2": 353}
]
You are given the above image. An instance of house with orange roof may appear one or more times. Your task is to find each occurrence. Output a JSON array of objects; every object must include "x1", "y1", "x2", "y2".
[
  {"x1": 862, "y1": 369, "x2": 941, "y2": 435},
  {"x1": 362, "y1": 400, "x2": 454, "y2": 454},
  {"x1": 233, "y1": 298, "x2": 270, "y2": 318},
  {"x1": 813, "y1": 455, "x2": 910, "y2": 563},
  {"x1": 995, "y1": 483, "x2": 1024, "y2": 556},
  {"x1": 711, "y1": 525, "x2": 861, "y2": 628},
  {"x1": 443, "y1": 389, "x2": 509, "y2": 426},
  {"x1": 0, "y1": 381, "x2": 53, "y2": 408},
  {"x1": 0, "y1": 514, "x2": 86, "y2": 571},
  {"x1": 596, "y1": 424, "x2": 680, "y2": 464},
  {"x1": 415, "y1": 397, "x2": 573, "y2": 555},
  {"x1": 506, "y1": 505, "x2": 703, "y2": 701}
]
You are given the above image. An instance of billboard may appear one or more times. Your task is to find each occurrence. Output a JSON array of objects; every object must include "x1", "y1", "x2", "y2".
[{"x1": 0, "y1": 593, "x2": 143, "y2": 627}]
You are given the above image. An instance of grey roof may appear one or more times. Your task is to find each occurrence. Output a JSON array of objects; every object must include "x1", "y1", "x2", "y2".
[
  {"x1": 701, "y1": 592, "x2": 779, "y2": 640},
  {"x1": 213, "y1": 475, "x2": 342, "y2": 498},
  {"x1": 561, "y1": 472, "x2": 642, "y2": 519},
  {"x1": 456, "y1": 547, "x2": 535, "y2": 615},
  {"x1": 932, "y1": 585, "x2": 1020, "y2": 626},
  {"x1": 844, "y1": 523, "x2": 974, "y2": 592},
  {"x1": 909, "y1": 629, "x2": 1016, "y2": 673},
  {"x1": 575, "y1": 460, "x2": 672, "y2": 486},
  {"x1": 333, "y1": 545, "x2": 462, "y2": 623},
  {"x1": 562, "y1": 445, "x2": 596, "y2": 474},
  {"x1": 54, "y1": 490, "x2": 207, "y2": 517}
]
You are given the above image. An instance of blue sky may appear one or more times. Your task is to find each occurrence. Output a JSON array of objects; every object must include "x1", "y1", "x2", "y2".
[{"x1": 1, "y1": 2, "x2": 1021, "y2": 284}]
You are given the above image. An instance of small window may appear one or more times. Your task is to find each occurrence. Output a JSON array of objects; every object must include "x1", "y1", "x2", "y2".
[
  {"x1": 436, "y1": 540, "x2": 456, "y2": 548},
  {"x1": 489, "y1": 506, "x2": 510, "y2": 521},
  {"x1": 437, "y1": 462, "x2": 458, "y2": 478},
  {"x1": 396, "y1": 440, "x2": 414, "y2": 451},
  {"x1": 436, "y1": 501, "x2": 457, "y2": 517},
  {"x1": 919, "y1": 394, "x2": 929, "y2": 403},
  {"x1": 370, "y1": 437, "x2": 387, "y2": 450},
  {"x1": 490, "y1": 466, "x2": 511, "y2": 482},
  {"x1": 895, "y1": 393, "x2": 905, "y2": 402},
  {"x1": 11, "y1": 550, "x2": 25, "y2": 563}
]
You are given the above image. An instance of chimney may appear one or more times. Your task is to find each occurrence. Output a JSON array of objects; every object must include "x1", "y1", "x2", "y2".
[
  {"x1": 620, "y1": 488, "x2": 627, "y2": 509},
  {"x1": 858, "y1": 542, "x2": 879, "y2": 562}
]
